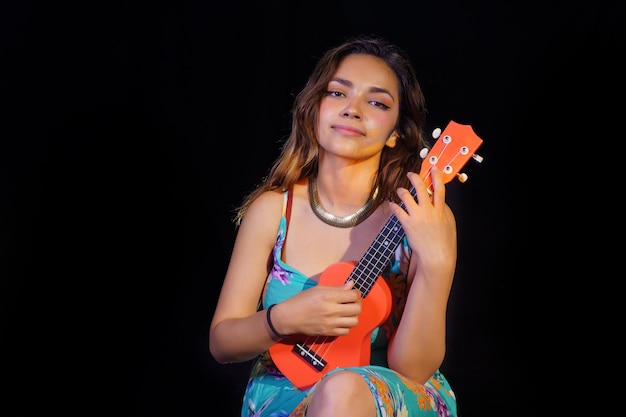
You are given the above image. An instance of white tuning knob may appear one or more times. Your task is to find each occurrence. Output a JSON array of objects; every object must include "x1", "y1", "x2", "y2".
[
  {"x1": 457, "y1": 173, "x2": 468, "y2": 183},
  {"x1": 432, "y1": 127, "x2": 442, "y2": 139}
]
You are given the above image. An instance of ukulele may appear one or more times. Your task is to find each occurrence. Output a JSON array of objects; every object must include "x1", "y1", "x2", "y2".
[{"x1": 269, "y1": 120, "x2": 484, "y2": 390}]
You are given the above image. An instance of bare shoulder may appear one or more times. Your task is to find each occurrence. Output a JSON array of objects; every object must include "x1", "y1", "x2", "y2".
[
  {"x1": 245, "y1": 189, "x2": 284, "y2": 217},
  {"x1": 237, "y1": 189, "x2": 285, "y2": 237}
]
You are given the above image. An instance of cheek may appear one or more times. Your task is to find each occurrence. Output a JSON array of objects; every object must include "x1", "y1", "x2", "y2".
[
  {"x1": 319, "y1": 98, "x2": 338, "y2": 117},
  {"x1": 368, "y1": 112, "x2": 398, "y2": 137}
]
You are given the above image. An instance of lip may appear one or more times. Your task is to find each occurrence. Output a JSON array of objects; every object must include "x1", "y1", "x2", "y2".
[{"x1": 332, "y1": 124, "x2": 365, "y2": 136}]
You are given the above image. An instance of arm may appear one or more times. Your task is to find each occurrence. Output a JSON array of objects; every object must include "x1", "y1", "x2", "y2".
[
  {"x1": 386, "y1": 167, "x2": 457, "y2": 384},
  {"x1": 210, "y1": 189, "x2": 365, "y2": 364},
  {"x1": 209, "y1": 191, "x2": 285, "y2": 364}
]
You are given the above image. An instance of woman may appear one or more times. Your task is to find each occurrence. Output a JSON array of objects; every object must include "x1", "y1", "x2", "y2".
[{"x1": 209, "y1": 35, "x2": 458, "y2": 417}]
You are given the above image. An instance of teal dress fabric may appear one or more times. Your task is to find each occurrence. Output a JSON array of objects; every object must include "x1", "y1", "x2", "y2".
[{"x1": 241, "y1": 191, "x2": 457, "y2": 417}]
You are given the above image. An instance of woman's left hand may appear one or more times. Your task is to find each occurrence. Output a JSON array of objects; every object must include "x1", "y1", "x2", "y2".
[{"x1": 388, "y1": 165, "x2": 457, "y2": 276}]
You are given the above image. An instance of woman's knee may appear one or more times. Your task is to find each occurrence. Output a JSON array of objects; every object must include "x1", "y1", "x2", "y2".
[{"x1": 307, "y1": 370, "x2": 376, "y2": 415}]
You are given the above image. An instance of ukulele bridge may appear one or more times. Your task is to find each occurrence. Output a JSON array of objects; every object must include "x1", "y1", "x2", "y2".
[{"x1": 293, "y1": 342, "x2": 327, "y2": 371}]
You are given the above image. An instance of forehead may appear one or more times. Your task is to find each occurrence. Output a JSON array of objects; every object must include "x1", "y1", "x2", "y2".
[{"x1": 333, "y1": 53, "x2": 399, "y2": 94}]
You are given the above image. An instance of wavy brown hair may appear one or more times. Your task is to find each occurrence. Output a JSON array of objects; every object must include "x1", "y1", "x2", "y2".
[{"x1": 234, "y1": 35, "x2": 429, "y2": 225}]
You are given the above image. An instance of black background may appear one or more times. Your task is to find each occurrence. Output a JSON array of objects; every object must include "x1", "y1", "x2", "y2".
[{"x1": 1, "y1": 1, "x2": 623, "y2": 416}]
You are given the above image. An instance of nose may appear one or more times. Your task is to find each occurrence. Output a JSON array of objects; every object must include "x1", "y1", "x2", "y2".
[
  {"x1": 342, "y1": 109, "x2": 361, "y2": 119},
  {"x1": 341, "y1": 101, "x2": 361, "y2": 119}
]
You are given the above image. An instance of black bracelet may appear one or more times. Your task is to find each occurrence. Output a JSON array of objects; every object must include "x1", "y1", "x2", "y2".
[{"x1": 266, "y1": 304, "x2": 289, "y2": 339}]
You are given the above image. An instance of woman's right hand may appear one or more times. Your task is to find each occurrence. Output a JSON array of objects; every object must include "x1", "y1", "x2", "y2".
[{"x1": 271, "y1": 280, "x2": 362, "y2": 337}]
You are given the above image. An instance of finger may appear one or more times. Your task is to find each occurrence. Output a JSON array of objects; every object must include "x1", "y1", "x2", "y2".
[
  {"x1": 429, "y1": 165, "x2": 446, "y2": 207},
  {"x1": 337, "y1": 298, "x2": 362, "y2": 316},
  {"x1": 390, "y1": 176, "x2": 421, "y2": 221},
  {"x1": 343, "y1": 280, "x2": 362, "y2": 299},
  {"x1": 406, "y1": 171, "x2": 430, "y2": 208}
]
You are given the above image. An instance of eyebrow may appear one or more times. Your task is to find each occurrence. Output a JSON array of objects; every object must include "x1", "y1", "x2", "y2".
[{"x1": 331, "y1": 77, "x2": 396, "y2": 102}]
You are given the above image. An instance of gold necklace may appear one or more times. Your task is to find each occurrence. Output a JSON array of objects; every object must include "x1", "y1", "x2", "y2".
[{"x1": 308, "y1": 176, "x2": 380, "y2": 228}]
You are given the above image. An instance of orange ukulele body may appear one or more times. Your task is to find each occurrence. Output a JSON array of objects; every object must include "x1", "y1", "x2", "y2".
[{"x1": 269, "y1": 261, "x2": 392, "y2": 390}]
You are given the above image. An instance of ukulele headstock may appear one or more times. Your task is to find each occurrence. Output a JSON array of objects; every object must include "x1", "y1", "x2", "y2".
[{"x1": 419, "y1": 120, "x2": 484, "y2": 189}]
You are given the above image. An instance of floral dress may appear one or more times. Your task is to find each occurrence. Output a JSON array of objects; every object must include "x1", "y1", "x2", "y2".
[{"x1": 241, "y1": 191, "x2": 457, "y2": 417}]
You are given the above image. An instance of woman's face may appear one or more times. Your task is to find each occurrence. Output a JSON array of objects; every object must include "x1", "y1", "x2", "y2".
[{"x1": 317, "y1": 53, "x2": 400, "y2": 162}]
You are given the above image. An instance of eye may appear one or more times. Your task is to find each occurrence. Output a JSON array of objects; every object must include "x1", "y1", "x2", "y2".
[
  {"x1": 325, "y1": 90, "x2": 345, "y2": 98},
  {"x1": 370, "y1": 100, "x2": 390, "y2": 110}
]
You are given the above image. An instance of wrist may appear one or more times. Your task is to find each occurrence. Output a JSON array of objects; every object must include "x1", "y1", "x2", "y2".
[{"x1": 266, "y1": 304, "x2": 290, "y2": 339}]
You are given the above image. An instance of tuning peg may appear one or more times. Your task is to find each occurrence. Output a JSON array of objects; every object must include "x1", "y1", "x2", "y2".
[
  {"x1": 419, "y1": 147, "x2": 429, "y2": 159},
  {"x1": 472, "y1": 153, "x2": 484, "y2": 163},
  {"x1": 432, "y1": 127, "x2": 442, "y2": 139},
  {"x1": 457, "y1": 173, "x2": 468, "y2": 183}
]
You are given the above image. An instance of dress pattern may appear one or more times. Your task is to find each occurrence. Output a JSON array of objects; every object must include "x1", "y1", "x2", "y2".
[{"x1": 241, "y1": 191, "x2": 457, "y2": 417}]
